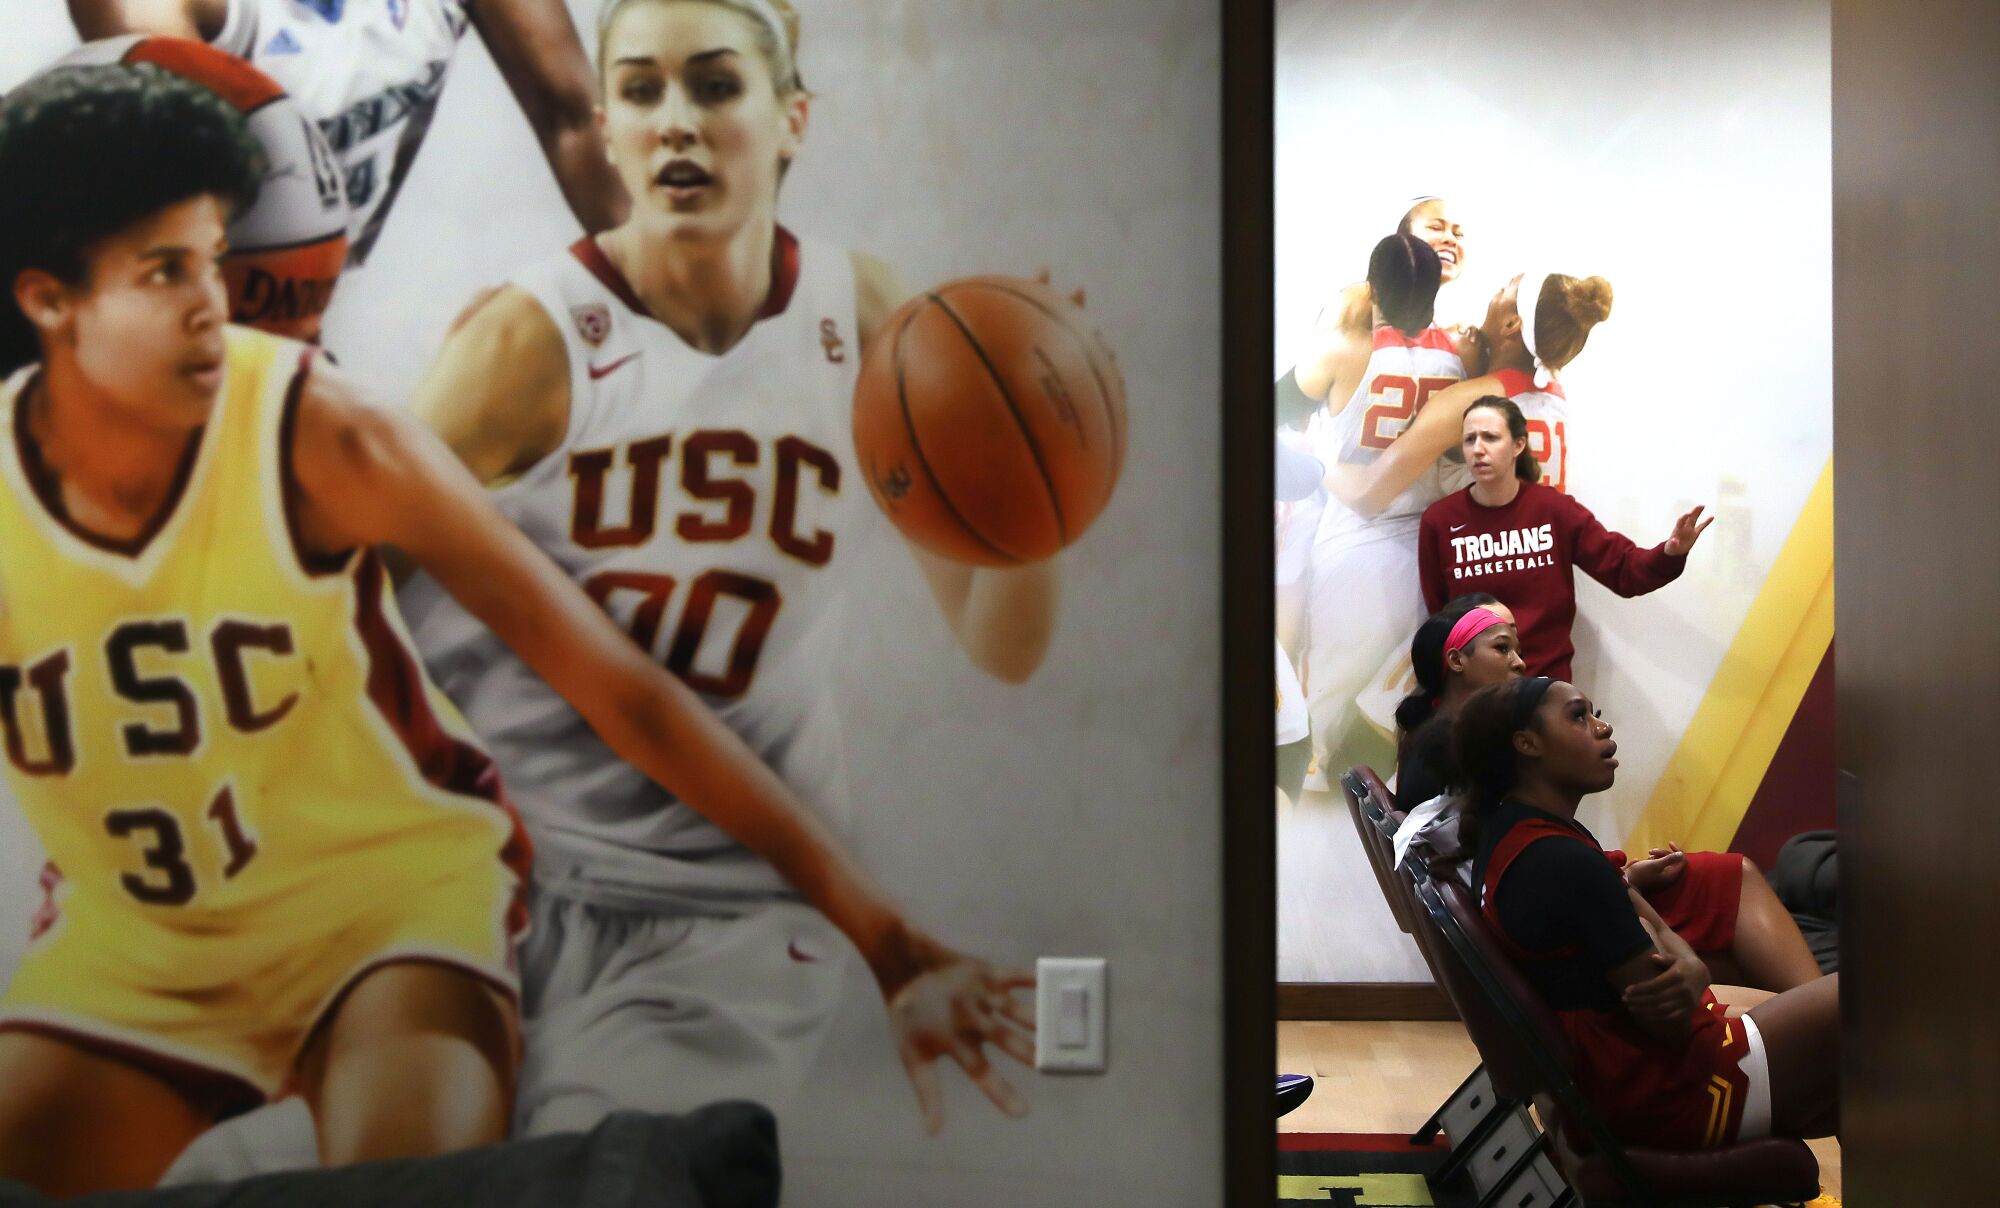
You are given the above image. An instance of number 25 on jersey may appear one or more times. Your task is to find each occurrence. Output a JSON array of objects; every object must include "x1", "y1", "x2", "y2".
[{"x1": 1359, "y1": 374, "x2": 1459, "y2": 450}]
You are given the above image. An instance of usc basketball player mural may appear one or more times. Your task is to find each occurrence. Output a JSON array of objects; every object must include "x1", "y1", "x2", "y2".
[
  {"x1": 0, "y1": 0, "x2": 1130, "y2": 1191},
  {"x1": 400, "y1": 0, "x2": 1122, "y2": 1143}
]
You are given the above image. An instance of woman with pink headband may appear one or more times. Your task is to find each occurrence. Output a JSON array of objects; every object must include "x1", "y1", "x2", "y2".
[
  {"x1": 1392, "y1": 595, "x2": 1525, "y2": 815},
  {"x1": 1390, "y1": 601, "x2": 1823, "y2": 998}
]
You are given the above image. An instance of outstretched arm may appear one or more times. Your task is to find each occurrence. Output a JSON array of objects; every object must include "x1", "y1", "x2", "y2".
[
  {"x1": 855, "y1": 251, "x2": 1061, "y2": 683},
  {"x1": 471, "y1": 0, "x2": 629, "y2": 235},
  {"x1": 1326, "y1": 374, "x2": 1500, "y2": 515},
  {"x1": 69, "y1": 0, "x2": 224, "y2": 37},
  {"x1": 1568, "y1": 496, "x2": 1697, "y2": 597},
  {"x1": 910, "y1": 549, "x2": 1059, "y2": 684},
  {"x1": 300, "y1": 360, "x2": 920, "y2": 977}
]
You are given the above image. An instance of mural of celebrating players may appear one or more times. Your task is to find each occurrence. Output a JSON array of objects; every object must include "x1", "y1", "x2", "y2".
[
  {"x1": 0, "y1": 0, "x2": 1220, "y2": 1200},
  {"x1": 1275, "y1": 0, "x2": 1835, "y2": 986}
]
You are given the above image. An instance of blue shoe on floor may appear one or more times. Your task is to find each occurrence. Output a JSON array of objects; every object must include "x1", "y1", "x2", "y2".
[{"x1": 1276, "y1": 1073, "x2": 1314, "y2": 1118}]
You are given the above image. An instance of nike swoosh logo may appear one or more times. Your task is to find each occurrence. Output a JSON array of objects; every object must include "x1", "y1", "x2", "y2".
[
  {"x1": 787, "y1": 941, "x2": 818, "y2": 964},
  {"x1": 588, "y1": 353, "x2": 639, "y2": 380},
  {"x1": 1450, "y1": 524, "x2": 1468, "y2": 531}
]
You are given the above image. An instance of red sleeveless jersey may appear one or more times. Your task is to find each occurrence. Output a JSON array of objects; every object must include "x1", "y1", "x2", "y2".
[{"x1": 1481, "y1": 817, "x2": 1756, "y2": 1149}]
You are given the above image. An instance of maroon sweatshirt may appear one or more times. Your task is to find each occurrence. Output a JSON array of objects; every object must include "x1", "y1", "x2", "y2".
[{"x1": 1418, "y1": 481, "x2": 1685, "y2": 681}]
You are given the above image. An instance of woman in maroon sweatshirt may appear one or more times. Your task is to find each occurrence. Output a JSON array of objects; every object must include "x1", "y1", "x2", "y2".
[{"x1": 1418, "y1": 397, "x2": 1711, "y2": 681}]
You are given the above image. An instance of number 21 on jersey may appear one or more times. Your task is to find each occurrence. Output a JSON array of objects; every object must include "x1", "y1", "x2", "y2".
[
  {"x1": 1359, "y1": 374, "x2": 1459, "y2": 450},
  {"x1": 1526, "y1": 419, "x2": 1569, "y2": 493}
]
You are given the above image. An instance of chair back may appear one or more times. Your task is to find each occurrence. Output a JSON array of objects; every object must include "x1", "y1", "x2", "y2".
[
  {"x1": 1413, "y1": 872, "x2": 1656, "y2": 1195},
  {"x1": 1340, "y1": 767, "x2": 1415, "y2": 934},
  {"x1": 1421, "y1": 875, "x2": 1579, "y2": 1101},
  {"x1": 1412, "y1": 859, "x2": 1822, "y2": 1206}
]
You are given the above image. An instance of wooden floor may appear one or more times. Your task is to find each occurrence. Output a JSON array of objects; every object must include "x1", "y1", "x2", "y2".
[{"x1": 1277, "y1": 1020, "x2": 1842, "y2": 1201}]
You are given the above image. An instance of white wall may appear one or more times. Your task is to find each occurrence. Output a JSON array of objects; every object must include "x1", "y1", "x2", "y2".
[{"x1": 1276, "y1": 0, "x2": 1831, "y2": 982}]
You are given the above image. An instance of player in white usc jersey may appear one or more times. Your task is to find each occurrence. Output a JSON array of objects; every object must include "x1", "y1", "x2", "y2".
[
  {"x1": 1274, "y1": 200, "x2": 1465, "y2": 785},
  {"x1": 1300, "y1": 232, "x2": 1466, "y2": 781},
  {"x1": 71, "y1": 0, "x2": 626, "y2": 267},
  {"x1": 1276, "y1": 195, "x2": 1468, "y2": 429},
  {"x1": 401, "y1": 0, "x2": 1054, "y2": 1139}
]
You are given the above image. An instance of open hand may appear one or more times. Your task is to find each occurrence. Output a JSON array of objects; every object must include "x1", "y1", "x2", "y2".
[
  {"x1": 1664, "y1": 505, "x2": 1714, "y2": 556},
  {"x1": 879, "y1": 931, "x2": 1037, "y2": 1135},
  {"x1": 1625, "y1": 841, "x2": 1689, "y2": 895}
]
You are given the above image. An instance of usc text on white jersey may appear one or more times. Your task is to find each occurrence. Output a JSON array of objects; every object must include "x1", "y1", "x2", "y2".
[{"x1": 402, "y1": 229, "x2": 868, "y2": 907}]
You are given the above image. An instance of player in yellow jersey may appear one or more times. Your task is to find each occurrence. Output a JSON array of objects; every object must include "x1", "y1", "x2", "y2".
[{"x1": 0, "y1": 62, "x2": 1022, "y2": 1196}]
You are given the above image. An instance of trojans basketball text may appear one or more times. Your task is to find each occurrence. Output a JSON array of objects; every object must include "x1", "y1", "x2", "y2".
[{"x1": 1449, "y1": 523, "x2": 1557, "y2": 580}]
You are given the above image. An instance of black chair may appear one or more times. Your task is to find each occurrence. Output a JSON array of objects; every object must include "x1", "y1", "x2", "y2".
[
  {"x1": 1414, "y1": 872, "x2": 1823, "y2": 1207},
  {"x1": 1340, "y1": 769, "x2": 1517, "y2": 1179},
  {"x1": 1342, "y1": 767, "x2": 1419, "y2": 936}
]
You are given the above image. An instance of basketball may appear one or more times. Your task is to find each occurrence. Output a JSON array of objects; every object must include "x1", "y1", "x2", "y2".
[
  {"x1": 853, "y1": 276, "x2": 1127, "y2": 566},
  {"x1": 49, "y1": 37, "x2": 349, "y2": 341}
]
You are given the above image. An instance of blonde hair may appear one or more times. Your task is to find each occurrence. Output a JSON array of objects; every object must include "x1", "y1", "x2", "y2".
[
  {"x1": 1531, "y1": 273, "x2": 1613, "y2": 370},
  {"x1": 597, "y1": 0, "x2": 804, "y2": 96}
]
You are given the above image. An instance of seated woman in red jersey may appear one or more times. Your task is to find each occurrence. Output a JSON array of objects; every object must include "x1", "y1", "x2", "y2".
[
  {"x1": 1450, "y1": 678, "x2": 1838, "y2": 1149},
  {"x1": 1417, "y1": 396, "x2": 1709, "y2": 681},
  {"x1": 1393, "y1": 603, "x2": 1822, "y2": 995}
]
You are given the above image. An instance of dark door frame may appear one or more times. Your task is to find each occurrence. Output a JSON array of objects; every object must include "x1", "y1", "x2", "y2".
[{"x1": 1222, "y1": 1, "x2": 1276, "y2": 1203}]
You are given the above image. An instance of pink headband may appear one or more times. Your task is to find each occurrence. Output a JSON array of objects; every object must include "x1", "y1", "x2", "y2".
[{"x1": 1444, "y1": 607, "x2": 1507, "y2": 656}]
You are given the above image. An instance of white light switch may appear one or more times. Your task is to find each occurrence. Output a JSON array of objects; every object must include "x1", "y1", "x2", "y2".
[
  {"x1": 1056, "y1": 985, "x2": 1088, "y2": 1047},
  {"x1": 1035, "y1": 957, "x2": 1107, "y2": 1073}
]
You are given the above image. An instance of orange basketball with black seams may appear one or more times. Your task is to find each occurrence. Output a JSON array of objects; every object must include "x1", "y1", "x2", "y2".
[{"x1": 853, "y1": 276, "x2": 1127, "y2": 566}]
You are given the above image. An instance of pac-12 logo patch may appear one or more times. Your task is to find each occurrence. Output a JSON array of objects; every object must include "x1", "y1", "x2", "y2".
[
  {"x1": 572, "y1": 303, "x2": 611, "y2": 348},
  {"x1": 819, "y1": 317, "x2": 845, "y2": 363}
]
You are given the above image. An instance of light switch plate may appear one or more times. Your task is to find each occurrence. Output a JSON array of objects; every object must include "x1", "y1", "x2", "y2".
[{"x1": 1035, "y1": 956, "x2": 1107, "y2": 1073}]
